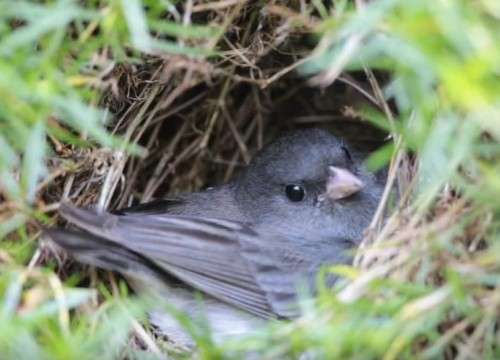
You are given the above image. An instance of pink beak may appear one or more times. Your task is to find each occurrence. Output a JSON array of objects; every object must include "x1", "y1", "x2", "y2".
[{"x1": 324, "y1": 166, "x2": 364, "y2": 200}]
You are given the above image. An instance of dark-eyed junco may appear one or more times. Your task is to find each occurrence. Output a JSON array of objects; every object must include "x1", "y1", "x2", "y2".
[{"x1": 47, "y1": 128, "x2": 385, "y2": 346}]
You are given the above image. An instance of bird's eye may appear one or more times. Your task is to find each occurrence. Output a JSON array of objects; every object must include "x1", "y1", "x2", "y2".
[{"x1": 285, "y1": 184, "x2": 306, "y2": 202}]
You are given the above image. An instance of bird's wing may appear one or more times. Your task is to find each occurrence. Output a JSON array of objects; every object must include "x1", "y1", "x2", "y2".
[
  {"x1": 113, "y1": 198, "x2": 184, "y2": 215},
  {"x1": 51, "y1": 203, "x2": 302, "y2": 318}
]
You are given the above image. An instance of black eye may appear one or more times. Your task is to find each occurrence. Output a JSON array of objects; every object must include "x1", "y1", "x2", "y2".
[{"x1": 285, "y1": 184, "x2": 306, "y2": 202}]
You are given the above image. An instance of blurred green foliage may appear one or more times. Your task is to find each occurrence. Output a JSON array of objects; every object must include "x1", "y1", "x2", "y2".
[{"x1": 0, "y1": 1, "x2": 219, "y2": 358}]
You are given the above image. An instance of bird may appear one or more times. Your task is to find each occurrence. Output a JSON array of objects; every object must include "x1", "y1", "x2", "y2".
[{"x1": 46, "y1": 128, "x2": 385, "y2": 346}]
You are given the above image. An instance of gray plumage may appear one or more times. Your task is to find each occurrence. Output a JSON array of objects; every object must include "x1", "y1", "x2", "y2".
[{"x1": 46, "y1": 128, "x2": 385, "y2": 346}]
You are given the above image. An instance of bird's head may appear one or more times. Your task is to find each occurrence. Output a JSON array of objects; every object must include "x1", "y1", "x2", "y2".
[{"x1": 235, "y1": 128, "x2": 385, "y2": 249}]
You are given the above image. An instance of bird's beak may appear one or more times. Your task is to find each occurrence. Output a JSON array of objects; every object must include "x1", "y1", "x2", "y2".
[{"x1": 324, "y1": 166, "x2": 364, "y2": 200}]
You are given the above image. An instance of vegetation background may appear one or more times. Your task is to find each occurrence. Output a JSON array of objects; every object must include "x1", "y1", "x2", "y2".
[{"x1": 1, "y1": 0, "x2": 499, "y2": 359}]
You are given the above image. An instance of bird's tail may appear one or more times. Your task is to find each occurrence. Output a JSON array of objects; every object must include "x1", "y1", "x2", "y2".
[{"x1": 45, "y1": 228, "x2": 160, "y2": 279}]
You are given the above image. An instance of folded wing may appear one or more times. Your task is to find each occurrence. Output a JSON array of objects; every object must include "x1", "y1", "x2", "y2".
[{"x1": 49, "y1": 203, "x2": 303, "y2": 318}]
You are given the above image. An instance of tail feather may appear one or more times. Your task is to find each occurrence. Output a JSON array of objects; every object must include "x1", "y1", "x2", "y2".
[{"x1": 45, "y1": 229, "x2": 159, "y2": 278}]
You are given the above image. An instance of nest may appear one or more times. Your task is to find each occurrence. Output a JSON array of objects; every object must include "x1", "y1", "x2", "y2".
[{"x1": 43, "y1": 5, "x2": 389, "y2": 211}]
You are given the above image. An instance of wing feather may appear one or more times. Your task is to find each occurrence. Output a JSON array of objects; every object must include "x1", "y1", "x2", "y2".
[{"x1": 57, "y1": 203, "x2": 281, "y2": 317}]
